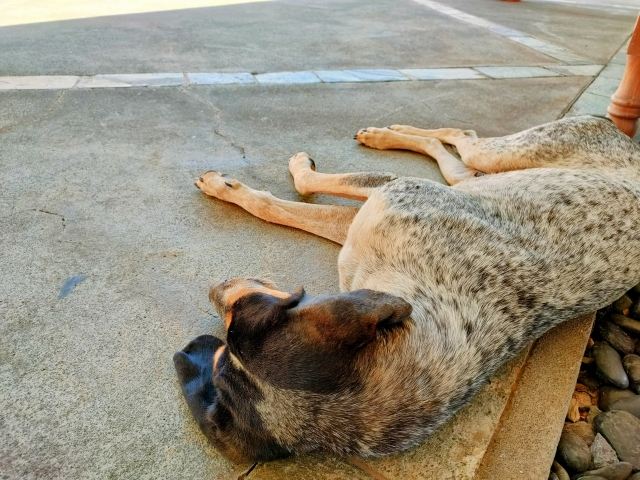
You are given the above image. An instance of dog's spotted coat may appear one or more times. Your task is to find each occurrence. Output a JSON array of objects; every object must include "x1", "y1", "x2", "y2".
[{"x1": 175, "y1": 116, "x2": 640, "y2": 462}]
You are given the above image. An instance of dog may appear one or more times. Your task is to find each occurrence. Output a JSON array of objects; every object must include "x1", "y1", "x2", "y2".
[{"x1": 174, "y1": 115, "x2": 640, "y2": 463}]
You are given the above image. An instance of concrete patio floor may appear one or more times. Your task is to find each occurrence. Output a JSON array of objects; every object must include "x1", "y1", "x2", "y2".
[{"x1": 1, "y1": 0, "x2": 638, "y2": 479}]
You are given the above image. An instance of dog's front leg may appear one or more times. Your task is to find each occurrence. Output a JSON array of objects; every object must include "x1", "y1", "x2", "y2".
[
  {"x1": 196, "y1": 171, "x2": 358, "y2": 245},
  {"x1": 289, "y1": 152, "x2": 398, "y2": 201}
]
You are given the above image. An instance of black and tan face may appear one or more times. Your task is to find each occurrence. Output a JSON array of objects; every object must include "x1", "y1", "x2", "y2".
[{"x1": 174, "y1": 278, "x2": 412, "y2": 463}]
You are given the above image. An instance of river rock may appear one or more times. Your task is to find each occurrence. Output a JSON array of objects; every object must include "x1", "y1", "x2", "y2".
[
  {"x1": 554, "y1": 460, "x2": 572, "y2": 480},
  {"x1": 588, "y1": 406, "x2": 603, "y2": 425},
  {"x1": 593, "y1": 342, "x2": 629, "y2": 389},
  {"x1": 631, "y1": 301, "x2": 640, "y2": 320},
  {"x1": 573, "y1": 462, "x2": 633, "y2": 480},
  {"x1": 613, "y1": 295, "x2": 633, "y2": 315},
  {"x1": 557, "y1": 431, "x2": 592, "y2": 473},
  {"x1": 610, "y1": 314, "x2": 640, "y2": 335},
  {"x1": 564, "y1": 421, "x2": 597, "y2": 446},
  {"x1": 624, "y1": 355, "x2": 640, "y2": 384},
  {"x1": 598, "y1": 322, "x2": 636, "y2": 356},
  {"x1": 599, "y1": 386, "x2": 636, "y2": 411},
  {"x1": 590, "y1": 433, "x2": 619, "y2": 468},
  {"x1": 594, "y1": 410, "x2": 640, "y2": 470},
  {"x1": 628, "y1": 472, "x2": 640, "y2": 480},
  {"x1": 609, "y1": 395, "x2": 640, "y2": 418},
  {"x1": 549, "y1": 473, "x2": 560, "y2": 480}
]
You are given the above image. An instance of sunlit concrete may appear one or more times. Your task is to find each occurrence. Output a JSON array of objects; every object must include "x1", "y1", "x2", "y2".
[{"x1": 0, "y1": 0, "x2": 272, "y2": 27}]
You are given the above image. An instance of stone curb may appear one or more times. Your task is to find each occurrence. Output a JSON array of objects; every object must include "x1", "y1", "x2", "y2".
[{"x1": 0, "y1": 64, "x2": 606, "y2": 91}]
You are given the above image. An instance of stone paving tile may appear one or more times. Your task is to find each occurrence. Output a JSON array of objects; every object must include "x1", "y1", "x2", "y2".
[
  {"x1": 76, "y1": 75, "x2": 133, "y2": 88},
  {"x1": 599, "y1": 63, "x2": 626, "y2": 79},
  {"x1": 475, "y1": 66, "x2": 560, "y2": 79},
  {"x1": 80, "y1": 73, "x2": 185, "y2": 88},
  {"x1": 610, "y1": 50, "x2": 628, "y2": 65},
  {"x1": 547, "y1": 65, "x2": 603, "y2": 77},
  {"x1": 188, "y1": 72, "x2": 255, "y2": 85},
  {"x1": 565, "y1": 91, "x2": 612, "y2": 117},
  {"x1": 340, "y1": 69, "x2": 409, "y2": 82},
  {"x1": 0, "y1": 75, "x2": 79, "y2": 89},
  {"x1": 586, "y1": 75, "x2": 620, "y2": 98},
  {"x1": 314, "y1": 70, "x2": 367, "y2": 83},
  {"x1": 506, "y1": 36, "x2": 592, "y2": 65},
  {"x1": 400, "y1": 68, "x2": 486, "y2": 80},
  {"x1": 255, "y1": 71, "x2": 321, "y2": 84}
]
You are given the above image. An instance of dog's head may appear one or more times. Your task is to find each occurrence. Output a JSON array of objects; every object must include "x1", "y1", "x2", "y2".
[{"x1": 174, "y1": 278, "x2": 412, "y2": 462}]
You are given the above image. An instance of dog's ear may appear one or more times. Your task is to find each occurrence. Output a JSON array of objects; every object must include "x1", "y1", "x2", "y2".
[
  {"x1": 227, "y1": 289, "x2": 305, "y2": 358},
  {"x1": 294, "y1": 289, "x2": 412, "y2": 348}
]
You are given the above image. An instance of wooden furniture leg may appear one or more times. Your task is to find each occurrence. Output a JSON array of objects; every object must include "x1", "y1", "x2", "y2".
[{"x1": 608, "y1": 16, "x2": 640, "y2": 137}]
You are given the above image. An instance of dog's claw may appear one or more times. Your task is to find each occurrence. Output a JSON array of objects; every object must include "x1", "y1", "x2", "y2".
[
  {"x1": 194, "y1": 182, "x2": 201, "y2": 189},
  {"x1": 475, "y1": 172, "x2": 485, "y2": 177},
  {"x1": 224, "y1": 182, "x2": 234, "y2": 188},
  {"x1": 309, "y1": 158, "x2": 316, "y2": 170}
]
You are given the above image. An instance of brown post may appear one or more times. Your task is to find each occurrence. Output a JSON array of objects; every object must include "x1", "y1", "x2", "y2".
[{"x1": 608, "y1": 16, "x2": 640, "y2": 137}]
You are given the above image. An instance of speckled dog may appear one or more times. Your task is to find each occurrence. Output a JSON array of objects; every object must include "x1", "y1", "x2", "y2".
[{"x1": 175, "y1": 115, "x2": 640, "y2": 463}]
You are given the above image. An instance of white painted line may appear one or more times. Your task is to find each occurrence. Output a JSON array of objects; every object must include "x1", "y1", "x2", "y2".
[
  {"x1": 411, "y1": 0, "x2": 593, "y2": 65},
  {"x1": 412, "y1": 0, "x2": 523, "y2": 36},
  {"x1": 506, "y1": 36, "x2": 591, "y2": 65},
  {"x1": 0, "y1": 75, "x2": 79, "y2": 90}
]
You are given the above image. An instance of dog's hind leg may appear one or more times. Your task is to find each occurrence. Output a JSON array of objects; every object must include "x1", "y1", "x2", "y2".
[
  {"x1": 288, "y1": 152, "x2": 397, "y2": 201},
  {"x1": 390, "y1": 117, "x2": 640, "y2": 174},
  {"x1": 195, "y1": 171, "x2": 358, "y2": 245},
  {"x1": 388, "y1": 125, "x2": 478, "y2": 144},
  {"x1": 355, "y1": 128, "x2": 482, "y2": 185}
]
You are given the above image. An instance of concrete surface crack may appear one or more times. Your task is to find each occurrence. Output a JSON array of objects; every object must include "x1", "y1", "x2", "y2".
[
  {"x1": 179, "y1": 87, "x2": 248, "y2": 161},
  {"x1": 33, "y1": 208, "x2": 66, "y2": 233}
]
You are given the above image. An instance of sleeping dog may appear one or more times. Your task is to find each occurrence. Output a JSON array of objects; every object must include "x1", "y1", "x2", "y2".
[{"x1": 174, "y1": 115, "x2": 640, "y2": 463}]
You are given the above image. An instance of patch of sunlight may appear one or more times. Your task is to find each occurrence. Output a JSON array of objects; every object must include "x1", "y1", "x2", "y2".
[{"x1": 0, "y1": 0, "x2": 273, "y2": 28}]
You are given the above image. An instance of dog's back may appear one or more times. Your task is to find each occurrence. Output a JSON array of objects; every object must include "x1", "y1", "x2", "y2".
[{"x1": 333, "y1": 117, "x2": 640, "y2": 454}]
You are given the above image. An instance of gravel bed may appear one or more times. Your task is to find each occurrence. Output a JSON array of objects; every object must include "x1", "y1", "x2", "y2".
[{"x1": 550, "y1": 283, "x2": 640, "y2": 480}]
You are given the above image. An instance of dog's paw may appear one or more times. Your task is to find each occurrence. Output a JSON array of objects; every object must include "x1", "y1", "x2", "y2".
[
  {"x1": 289, "y1": 152, "x2": 317, "y2": 196},
  {"x1": 289, "y1": 152, "x2": 316, "y2": 176},
  {"x1": 355, "y1": 127, "x2": 396, "y2": 150},
  {"x1": 195, "y1": 171, "x2": 240, "y2": 200}
]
